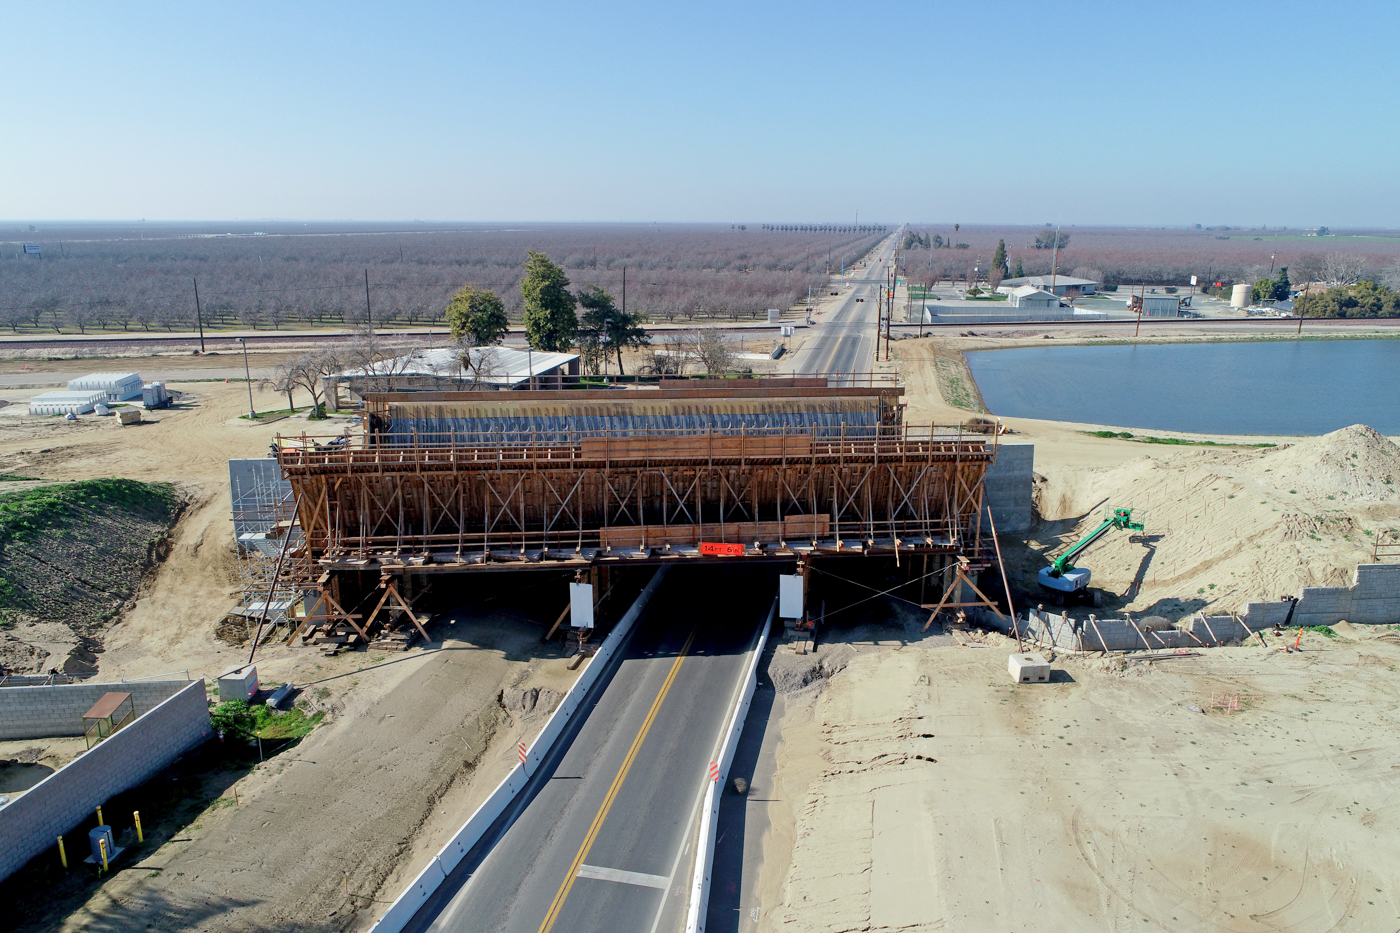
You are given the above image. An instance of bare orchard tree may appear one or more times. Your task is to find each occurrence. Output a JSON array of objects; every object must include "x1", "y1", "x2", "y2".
[
  {"x1": 988, "y1": 266, "x2": 1004, "y2": 293},
  {"x1": 1321, "y1": 253, "x2": 1367, "y2": 286},
  {"x1": 263, "y1": 361, "x2": 300, "y2": 411},
  {"x1": 692, "y1": 329, "x2": 735, "y2": 374},
  {"x1": 286, "y1": 348, "x2": 344, "y2": 417},
  {"x1": 638, "y1": 330, "x2": 695, "y2": 375},
  {"x1": 1380, "y1": 259, "x2": 1400, "y2": 291},
  {"x1": 455, "y1": 339, "x2": 507, "y2": 389}
]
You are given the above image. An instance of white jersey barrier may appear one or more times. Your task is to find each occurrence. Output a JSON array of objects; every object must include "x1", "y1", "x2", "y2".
[
  {"x1": 370, "y1": 565, "x2": 671, "y2": 933},
  {"x1": 684, "y1": 596, "x2": 775, "y2": 933}
]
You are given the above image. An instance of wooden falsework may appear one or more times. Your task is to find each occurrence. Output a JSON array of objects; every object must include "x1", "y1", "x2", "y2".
[{"x1": 276, "y1": 424, "x2": 997, "y2": 571}]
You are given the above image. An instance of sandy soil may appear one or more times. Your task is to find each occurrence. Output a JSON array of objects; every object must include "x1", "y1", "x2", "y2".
[
  {"x1": 752, "y1": 619, "x2": 1400, "y2": 932},
  {"x1": 0, "y1": 352, "x2": 589, "y2": 932},
  {"x1": 46, "y1": 605, "x2": 580, "y2": 933}
]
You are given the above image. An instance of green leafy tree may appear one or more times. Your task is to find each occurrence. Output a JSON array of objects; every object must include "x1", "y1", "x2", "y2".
[
  {"x1": 1295, "y1": 281, "x2": 1400, "y2": 319},
  {"x1": 444, "y1": 285, "x2": 509, "y2": 345},
  {"x1": 1272, "y1": 266, "x2": 1291, "y2": 301},
  {"x1": 1012, "y1": 257, "x2": 1024, "y2": 277},
  {"x1": 520, "y1": 251, "x2": 578, "y2": 351},
  {"x1": 1034, "y1": 230, "x2": 1070, "y2": 250},
  {"x1": 576, "y1": 285, "x2": 649, "y2": 375},
  {"x1": 991, "y1": 239, "x2": 1008, "y2": 275}
]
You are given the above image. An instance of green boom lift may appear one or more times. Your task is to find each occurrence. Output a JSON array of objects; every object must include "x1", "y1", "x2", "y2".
[{"x1": 1038, "y1": 507, "x2": 1144, "y2": 604}]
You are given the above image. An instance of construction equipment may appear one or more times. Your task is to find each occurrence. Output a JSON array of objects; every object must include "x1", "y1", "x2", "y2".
[{"x1": 1038, "y1": 507, "x2": 1144, "y2": 605}]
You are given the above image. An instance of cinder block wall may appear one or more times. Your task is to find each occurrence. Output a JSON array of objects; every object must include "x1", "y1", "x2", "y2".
[
  {"x1": 984, "y1": 444, "x2": 1033, "y2": 535},
  {"x1": 0, "y1": 680, "x2": 193, "y2": 740},
  {"x1": 1242, "y1": 564, "x2": 1400, "y2": 628},
  {"x1": 0, "y1": 679, "x2": 212, "y2": 883}
]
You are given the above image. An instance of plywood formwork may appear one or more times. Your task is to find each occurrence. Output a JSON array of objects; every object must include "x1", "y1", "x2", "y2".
[
  {"x1": 270, "y1": 377, "x2": 1000, "y2": 646},
  {"x1": 276, "y1": 423, "x2": 997, "y2": 571}
]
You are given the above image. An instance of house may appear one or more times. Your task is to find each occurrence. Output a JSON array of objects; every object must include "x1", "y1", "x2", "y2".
[
  {"x1": 999, "y1": 275, "x2": 1098, "y2": 297},
  {"x1": 334, "y1": 346, "x2": 580, "y2": 399},
  {"x1": 1006, "y1": 286, "x2": 1060, "y2": 310}
]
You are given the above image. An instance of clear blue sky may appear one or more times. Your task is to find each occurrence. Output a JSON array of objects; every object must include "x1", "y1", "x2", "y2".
[{"x1": 3, "y1": 0, "x2": 1397, "y2": 226}]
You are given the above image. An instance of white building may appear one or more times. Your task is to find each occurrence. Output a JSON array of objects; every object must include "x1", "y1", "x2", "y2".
[
  {"x1": 1006, "y1": 285, "x2": 1060, "y2": 309},
  {"x1": 334, "y1": 346, "x2": 580, "y2": 398},
  {"x1": 999, "y1": 275, "x2": 1098, "y2": 297}
]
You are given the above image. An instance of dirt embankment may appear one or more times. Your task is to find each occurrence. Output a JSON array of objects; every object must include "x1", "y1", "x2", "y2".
[
  {"x1": 1017, "y1": 424, "x2": 1400, "y2": 618},
  {"x1": 0, "y1": 479, "x2": 185, "y2": 676}
]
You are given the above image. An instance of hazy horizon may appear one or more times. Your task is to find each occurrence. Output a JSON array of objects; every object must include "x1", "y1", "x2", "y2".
[{"x1": 4, "y1": 1, "x2": 1397, "y2": 227}]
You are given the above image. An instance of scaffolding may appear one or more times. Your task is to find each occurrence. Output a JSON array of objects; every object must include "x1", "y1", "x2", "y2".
[{"x1": 230, "y1": 458, "x2": 313, "y2": 638}]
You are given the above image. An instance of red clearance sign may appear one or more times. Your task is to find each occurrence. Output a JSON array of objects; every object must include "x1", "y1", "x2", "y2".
[{"x1": 699, "y1": 542, "x2": 745, "y2": 557}]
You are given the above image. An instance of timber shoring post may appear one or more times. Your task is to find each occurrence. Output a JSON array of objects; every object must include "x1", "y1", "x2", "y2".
[
  {"x1": 248, "y1": 489, "x2": 305, "y2": 664},
  {"x1": 986, "y1": 507, "x2": 1020, "y2": 652}
]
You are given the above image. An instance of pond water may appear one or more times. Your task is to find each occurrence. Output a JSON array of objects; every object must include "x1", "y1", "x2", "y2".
[{"x1": 965, "y1": 339, "x2": 1400, "y2": 435}]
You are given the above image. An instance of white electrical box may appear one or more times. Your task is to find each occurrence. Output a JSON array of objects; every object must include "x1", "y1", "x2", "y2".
[
  {"x1": 779, "y1": 574, "x2": 804, "y2": 619},
  {"x1": 570, "y1": 582, "x2": 595, "y2": 629}
]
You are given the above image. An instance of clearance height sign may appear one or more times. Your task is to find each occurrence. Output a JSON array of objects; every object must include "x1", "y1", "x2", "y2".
[{"x1": 699, "y1": 542, "x2": 745, "y2": 557}]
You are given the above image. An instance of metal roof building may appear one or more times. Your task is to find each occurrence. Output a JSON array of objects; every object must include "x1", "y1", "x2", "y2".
[
  {"x1": 999, "y1": 275, "x2": 1098, "y2": 297},
  {"x1": 334, "y1": 346, "x2": 580, "y2": 397}
]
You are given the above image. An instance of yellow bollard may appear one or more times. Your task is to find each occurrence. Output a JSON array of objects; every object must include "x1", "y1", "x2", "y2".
[
  {"x1": 57, "y1": 836, "x2": 68, "y2": 869},
  {"x1": 134, "y1": 811, "x2": 144, "y2": 843},
  {"x1": 100, "y1": 837, "x2": 109, "y2": 871},
  {"x1": 96, "y1": 805, "x2": 105, "y2": 827}
]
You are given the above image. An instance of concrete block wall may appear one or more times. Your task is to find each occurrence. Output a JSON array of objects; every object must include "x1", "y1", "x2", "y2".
[
  {"x1": 966, "y1": 564, "x2": 1400, "y2": 654},
  {"x1": 0, "y1": 679, "x2": 212, "y2": 883},
  {"x1": 971, "y1": 608, "x2": 1273, "y2": 652},
  {"x1": 0, "y1": 679, "x2": 193, "y2": 740},
  {"x1": 984, "y1": 444, "x2": 1033, "y2": 535}
]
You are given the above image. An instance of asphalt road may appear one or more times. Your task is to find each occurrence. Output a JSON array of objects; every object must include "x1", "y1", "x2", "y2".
[
  {"x1": 403, "y1": 565, "x2": 776, "y2": 933},
  {"x1": 786, "y1": 233, "x2": 899, "y2": 377}
]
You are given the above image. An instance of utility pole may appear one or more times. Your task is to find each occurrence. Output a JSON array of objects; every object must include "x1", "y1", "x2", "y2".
[
  {"x1": 192, "y1": 277, "x2": 206, "y2": 353},
  {"x1": 1050, "y1": 226, "x2": 1061, "y2": 295},
  {"x1": 363, "y1": 269, "x2": 372, "y2": 332},
  {"x1": 238, "y1": 337, "x2": 255, "y2": 418}
]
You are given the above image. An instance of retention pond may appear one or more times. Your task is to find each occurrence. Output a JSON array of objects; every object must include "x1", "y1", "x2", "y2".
[{"x1": 965, "y1": 338, "x2": 1400, "y2": 435}]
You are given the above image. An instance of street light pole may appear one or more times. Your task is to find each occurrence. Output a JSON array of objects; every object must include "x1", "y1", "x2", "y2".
[{"x1": 238, "y1": 338, "x2": 255, "y2": 418}]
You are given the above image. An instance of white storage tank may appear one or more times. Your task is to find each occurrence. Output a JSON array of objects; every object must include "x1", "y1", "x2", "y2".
[
  {"x1": 67, "y1": 372, "x2": 143, "y2": 401},
  {"x1": 1230, "y1": 283, "x2": 1252, "y2": 309},
  {"x1": 28, "y1": 390, "x2": 107, "y2": 416}
]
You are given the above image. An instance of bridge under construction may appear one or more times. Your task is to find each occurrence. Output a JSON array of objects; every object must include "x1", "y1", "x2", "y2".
[{"x1": 264, "y1": 374, "x2": 1007, "y2": 646}]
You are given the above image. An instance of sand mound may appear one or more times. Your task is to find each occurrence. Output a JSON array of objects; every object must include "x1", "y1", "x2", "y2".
[
  {"x1": 1242, "y1": 424, "x2": 1400, "y2": 503},
  {"x1": 1020, "y1": 427, "x2": 1399, "y2": 619}
]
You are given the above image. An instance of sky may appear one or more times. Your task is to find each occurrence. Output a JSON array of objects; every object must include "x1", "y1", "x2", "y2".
[{"x1": 3, "y1": 0, "x2": 1398, "y2": 226}]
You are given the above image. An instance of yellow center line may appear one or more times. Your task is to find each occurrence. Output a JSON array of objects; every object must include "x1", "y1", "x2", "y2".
[{"x1": 536, "y1": 625, "x2": 698, "y2": 933}]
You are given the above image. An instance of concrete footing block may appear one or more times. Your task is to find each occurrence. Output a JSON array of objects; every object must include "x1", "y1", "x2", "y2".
[{"x1": 1009, "y1": 652, "x2": 1051, "y2": 683}]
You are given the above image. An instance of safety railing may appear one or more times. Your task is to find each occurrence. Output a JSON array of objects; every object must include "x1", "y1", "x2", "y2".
[{"x1": 277, "y1": 423, "x2": 1000, "y2": 470}]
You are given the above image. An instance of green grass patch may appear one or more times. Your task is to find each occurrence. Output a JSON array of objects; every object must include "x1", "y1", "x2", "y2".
[
  {"x1": 210, "y1": 698, "x2": 323, "y2": 742},
  {"x1": 0, "y1": 474, "x2": 41, "y2": 482},
  {"x1": 0, "y1": 479, "x2": 179, "y2": 545},
  {"x1": 1302, "y1": 625, "x2": 1338, "y2": 638},
  {"x1": 935, "y1": 358, "x2": 987, "y2": 413},
  {"x1": 1080, "y1": 430, "x2": 1275, "y2": 448}
]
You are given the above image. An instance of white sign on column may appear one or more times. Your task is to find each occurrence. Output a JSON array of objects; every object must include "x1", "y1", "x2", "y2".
[{"x1": 570, "y1": 582, "x2": 595, "y2": 629}]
